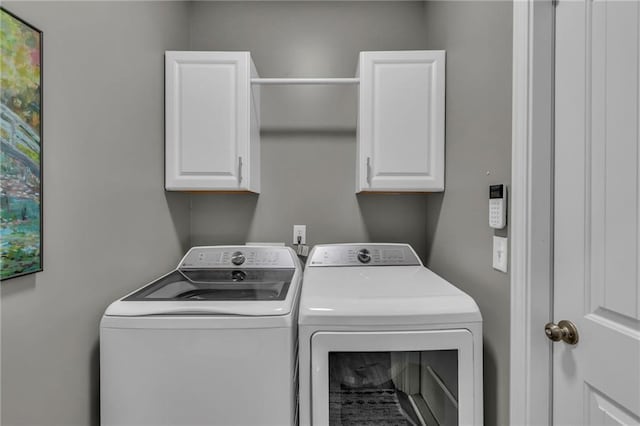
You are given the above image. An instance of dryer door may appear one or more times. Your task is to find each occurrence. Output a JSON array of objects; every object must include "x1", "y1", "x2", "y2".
[{"x1": 311, "y1": 330, "x2": 477, "y2": 426}]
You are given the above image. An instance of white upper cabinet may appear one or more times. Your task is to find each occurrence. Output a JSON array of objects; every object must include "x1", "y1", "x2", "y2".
[
  {"x1": 357, "y1": 51, "x2": 445, "y2": 192},
  {"x1": 165, "y1": 50, "x2": 445, "y2": 193},
  {"x1": 165, "y1": 51, "x2": 260, "y2": 192}
]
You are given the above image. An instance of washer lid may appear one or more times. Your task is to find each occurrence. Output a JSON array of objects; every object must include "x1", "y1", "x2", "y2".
[
  {"x1": 299, "y1": 262, "x2": 481, "y2": 326},
  {"x1": 104, "y1": 246, "x2": 301, "y2": 317},
  {"x1": 105, "y1": 268, "x2": 300, "y2": 317},
  {"x1": 124, "y1": 269, "x2": 294, "y2": 302}
]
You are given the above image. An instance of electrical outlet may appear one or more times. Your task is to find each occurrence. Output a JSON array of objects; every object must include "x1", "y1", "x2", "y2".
[{"x1": 293, "y1": 225, "x2": 306, "y2": 245}]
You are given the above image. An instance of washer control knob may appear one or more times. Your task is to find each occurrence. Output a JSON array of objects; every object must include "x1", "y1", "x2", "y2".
[
  {"x1": 231, "y1": 270, "x2": 246, "y2": 281},
  {"x1": 231, "y1": 251, "x2": 245, "y2": 266},
  {"x1": 357, "y1": 248, "x2": 371, "y2": 264}
]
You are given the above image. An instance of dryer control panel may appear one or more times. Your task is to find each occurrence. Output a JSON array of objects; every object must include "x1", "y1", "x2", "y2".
[
  {"x1": 308, "y1": 244, "x2": 421, "y2": 267},
  {"x1": 180, "y1": 246, "x2": 296, "y2": 269}
]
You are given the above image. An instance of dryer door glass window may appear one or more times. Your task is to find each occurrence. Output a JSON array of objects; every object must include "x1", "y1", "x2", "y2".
[
  {"x1": 124, "y1": 269, "x2": 294, "y2": 301},
  {"x1": 328, "y1": 350, "x2": 458, "y2": 426}
]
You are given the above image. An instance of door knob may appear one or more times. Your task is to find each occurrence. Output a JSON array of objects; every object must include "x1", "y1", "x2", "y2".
[{"x1": 544, "y1": 320, "x2": 579, "y2": 345}]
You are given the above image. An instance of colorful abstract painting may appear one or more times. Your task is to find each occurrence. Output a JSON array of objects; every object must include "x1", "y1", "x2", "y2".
[{"x1": 0, "y1": 8, "x2": 42, "y2": 280}]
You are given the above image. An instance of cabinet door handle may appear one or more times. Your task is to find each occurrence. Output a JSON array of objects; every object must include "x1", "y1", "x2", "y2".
[
  {"x1": 366, "y1": 157, "x2": 372, "y2": 186},
  {"x1": 238, "y1": 156, "x2": 243, "y2": 185}
]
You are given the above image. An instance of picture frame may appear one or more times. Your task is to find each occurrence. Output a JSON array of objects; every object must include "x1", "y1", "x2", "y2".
[{"x1": 0, "y1": 7, "x2": 43, "y2": 281}]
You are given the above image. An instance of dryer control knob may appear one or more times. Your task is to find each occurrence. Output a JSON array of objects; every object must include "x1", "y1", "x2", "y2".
[
  {"x1": 357, "y1": 249, "x2": 371, "y2": 264},
  {"x1": 231, "y1": 251, "x2": 246, "y2": 266}
]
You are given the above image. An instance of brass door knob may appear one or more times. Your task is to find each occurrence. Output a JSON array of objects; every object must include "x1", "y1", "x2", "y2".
[{"x1": 544, "y1": 320, "x2": 579, "y2": 345}]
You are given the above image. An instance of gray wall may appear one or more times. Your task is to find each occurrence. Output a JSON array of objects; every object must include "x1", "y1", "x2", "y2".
[
  {"x1": 189, "y1": 2, "x2": 512, "y2": 425},
  {"x1": 0, "y1": 2, "x2": 512, "y2": 425},
  {"x1": 189, "y1": 1, "x2": 433, "y2": 258},
  {"x1": 0, "y1": 2, "x2": 190, "y2": 425},
  {"x1": 423, "y1": 2, "x2": 513, "y2": 425}
]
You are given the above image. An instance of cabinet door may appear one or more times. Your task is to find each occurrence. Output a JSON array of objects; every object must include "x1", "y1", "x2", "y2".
[
  {"x1": 358, "y1": 51, "x2": 445, "y2": 192},
  {"x1": 165, "y1": 51, "x2": 255, "y2": 191}
]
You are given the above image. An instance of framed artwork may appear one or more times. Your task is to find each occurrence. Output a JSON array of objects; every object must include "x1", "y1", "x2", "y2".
[{"x1": 0, "y1": 8, "x2": 42, "y2": 281}]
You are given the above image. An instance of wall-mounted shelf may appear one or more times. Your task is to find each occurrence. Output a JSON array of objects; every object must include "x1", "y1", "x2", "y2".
[
  {"x1": 165, "y1": 50, "x2": 445, "y2": 193},
  {"x1": 251, "y1": 78, "x2": 360, "y2": 85}
]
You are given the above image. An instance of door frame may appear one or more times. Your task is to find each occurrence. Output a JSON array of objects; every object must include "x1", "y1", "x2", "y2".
[{"x1": 510, "y1": 0, "x2": 555, "y2": 424}]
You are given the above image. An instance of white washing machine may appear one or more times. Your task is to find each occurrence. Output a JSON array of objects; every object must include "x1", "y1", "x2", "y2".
[
  {"x1": 100, "y1": 245, "x2": 302, "y2": 426},
  {"x1": 298, "y1": 244, "x2": 483, "y2": 426}
]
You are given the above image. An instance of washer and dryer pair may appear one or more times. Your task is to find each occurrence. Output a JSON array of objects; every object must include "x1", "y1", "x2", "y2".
[{"x1": 100, "y1": 244, "x2": 482, "y2": 426}]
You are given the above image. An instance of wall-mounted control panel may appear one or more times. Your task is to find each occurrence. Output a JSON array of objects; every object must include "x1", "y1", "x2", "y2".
[
  {"x1": 489, "y1": 184, "x2": 507, "y2": 229},
  {"x1": 179, "y1": 246, "x2": 295, "y2": 269},
  {"x1": 307, "y1": 244, "x2": 421, "y2": 267}
]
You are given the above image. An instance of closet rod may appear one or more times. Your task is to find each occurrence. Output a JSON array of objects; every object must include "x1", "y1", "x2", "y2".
[{"x1": 251, "y1": 78, "x2": 360, "y2": 85}]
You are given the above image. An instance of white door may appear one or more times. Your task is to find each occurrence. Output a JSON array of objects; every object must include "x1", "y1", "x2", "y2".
[{"x1": 554, "y1": 1, "x2": 640, "y2": 424}]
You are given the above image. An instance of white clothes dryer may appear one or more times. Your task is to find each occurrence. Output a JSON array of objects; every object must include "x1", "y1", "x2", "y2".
[
  {"x1": 298, "y1": 244, "x2": 483, "y2": 426},
  {"x1": 100, "y1": 246, "x2": 302, "y2": 426}
]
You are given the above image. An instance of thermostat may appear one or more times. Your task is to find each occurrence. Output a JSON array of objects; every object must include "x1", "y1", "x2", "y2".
[{"x1": 489, "y1": 184, "x2": 507, "y2": 229}]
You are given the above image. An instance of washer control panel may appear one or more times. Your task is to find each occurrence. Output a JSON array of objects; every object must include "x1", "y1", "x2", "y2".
[
  {"x1": 231, "y1": 251, "x2": 246, "y2": 266},
  {"x1": 308, "y1": 244, "x2": 421, "y2": 267},
  {"x1": 357, "y1": 248, "x2": 372, "y2": 264},
  {"x1": 180, "y1": 246, "x2": 295, "y2": 269}
]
